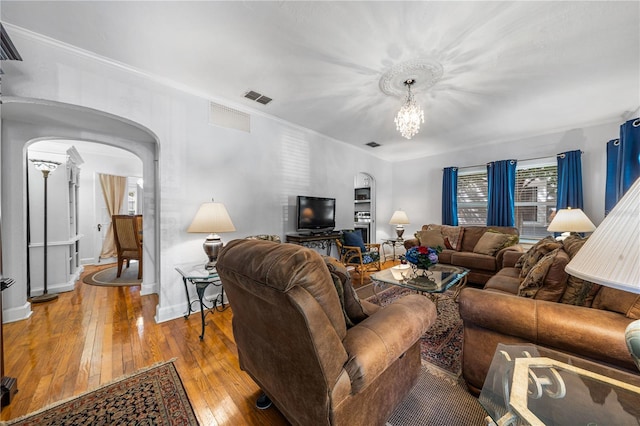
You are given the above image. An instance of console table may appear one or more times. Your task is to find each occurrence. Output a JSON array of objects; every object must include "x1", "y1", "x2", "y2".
[{"x1": 286, "y1": 232, "x2": 341, "y2": 256}]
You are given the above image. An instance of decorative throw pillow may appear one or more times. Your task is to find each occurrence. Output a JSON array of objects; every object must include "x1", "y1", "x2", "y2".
[
  {"x1": 428, "y1": 224, "x2": 464, "y2": 251},
  {"x1": 415, "y1": 229, "x2": 445, "y2": 249},
  {"x1": 323, "y1": 256, "x2": 368, "y2": 327},
  {"x1": 559, "y1": 235, "x2": 600, "y2": 307},
  {"x1": 516, "y1": 236, "x2": 562, "y2": 278},
  {"x1": 518, "y1": 248, "x2": 560, "y2": 298},
  {"x1": 343, "y1": 229, "x2": 366, "y2": 252},
  {"x1": 487, "y1": 229, "x2": 519, "y2": 251},
  {"x1": 592, "y1": 287, "x2": 640, "y2": 319},
  {"x1": 473, "y1": 232, "x2": 513, "y2": 256}
]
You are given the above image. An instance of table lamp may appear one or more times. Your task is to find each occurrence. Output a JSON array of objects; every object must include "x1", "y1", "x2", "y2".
[
  {"x1": 547, "y1": 207, "x2": 596, "y2": 240},
  {"x1": 565, "y1": 177, "x2": 640, "y2": 371},
  {"x1": 187, "y1": 201, "x2": 236, "y2": 270},
  {"x1": 389, "y1": 210, "x2": 410, "y2": 240}
]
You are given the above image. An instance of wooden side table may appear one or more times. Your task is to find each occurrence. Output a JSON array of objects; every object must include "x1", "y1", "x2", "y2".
[{"x1": 176, "y1": 262, "x2": 228, "y2": 340}]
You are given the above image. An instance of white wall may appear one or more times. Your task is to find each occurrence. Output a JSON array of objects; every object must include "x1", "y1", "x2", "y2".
[
  {"x1": 390, "y1": 120, "x2": 627, "y2": 238},
  {"x1": 1, "y1": 27, "x2": 392, "y2": 323}
]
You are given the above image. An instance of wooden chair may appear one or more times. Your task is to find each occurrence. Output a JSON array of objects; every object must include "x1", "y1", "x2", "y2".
[
  {"x1": 112, "y1": 215, "x2": 143, "y2": 279},
  {"x1": 335, "y1": 231, "x2": 381, "y2": 286}
]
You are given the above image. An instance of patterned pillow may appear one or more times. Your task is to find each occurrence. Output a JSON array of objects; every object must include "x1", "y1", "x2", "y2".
[
  {"x1": 427, "y1": 225, "x2": 464, "y2": 251},
  {"x1": 487, "y1": 229, "x2": 519, "y2": 251},
  {"x1": 518, "y1": 248, "x2": 560, "y2": 298},
  {"x1": 516, "y1": 236, "x2": 562, "y2": 278},
  {"x1": 323, "y1": 256, "x2": 368, "y2": 327},
  {"x1": 560, "y1": 235, "x2": 600, "y2": 307}
]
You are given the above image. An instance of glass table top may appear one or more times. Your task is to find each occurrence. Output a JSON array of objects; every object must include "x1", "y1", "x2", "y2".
[
  {"x1": 480, "y1": 344, "x2": 640, "y2": 426},
  {"x1": 371, "y1": 264, "x2": 469, "y2": 294}
]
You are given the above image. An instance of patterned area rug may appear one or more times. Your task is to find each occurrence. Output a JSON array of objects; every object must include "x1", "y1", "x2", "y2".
[
  {"x1": 367, "y1": 286, "x2": 463, "y2": 375},
  {"x1": 7, "y1": 361, "x2": 198, "y2": 426},
  {"x1": 82, "y1": 263, "x2": 142, "y2": 287}
]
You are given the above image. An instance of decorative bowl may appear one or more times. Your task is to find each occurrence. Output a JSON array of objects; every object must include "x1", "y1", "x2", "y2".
[{"x1": 390, "y1": 264, "x2": 412, "y2": 281}]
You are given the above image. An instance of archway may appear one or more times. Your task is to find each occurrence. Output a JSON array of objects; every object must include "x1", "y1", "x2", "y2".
[{"x1": 1, "y1": 97, "x2": 160, "y2": 322}]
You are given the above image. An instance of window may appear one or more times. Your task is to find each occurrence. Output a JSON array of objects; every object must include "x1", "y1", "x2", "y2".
[
  {"x1": 514, "y1": 163, "x2": 557, "y2": 240},
  {"x1": 457, "y1": 169, "x2": 488, "y2": 226},
  {"x1": 456, "y1": 159, "x2": 557, "y2": 240}
]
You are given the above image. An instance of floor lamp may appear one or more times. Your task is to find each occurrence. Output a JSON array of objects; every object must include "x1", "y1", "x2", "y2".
[{"x1": 30, "y1": 159, "x2": 61, "y2": 303}]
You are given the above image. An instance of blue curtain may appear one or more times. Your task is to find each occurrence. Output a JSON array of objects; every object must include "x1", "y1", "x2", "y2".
[
  {"x1": 487, "y1": 160, "x2": 517, "y2": 227},
  {"x1": 605, "y1": 138, "x2": 621, "y2": 215},
  {"x1": 603, "y1": 118, "x2": 639, "y2": 215},
  {"x1": 556, "y1": 150, "x2": 584, "y2": 210},
  {"x1": 442, "y1": 167, "x2": 458, "y2": 226},
  {"x1": 619, "y1": 118, "x2": 640, "y2": 196}
]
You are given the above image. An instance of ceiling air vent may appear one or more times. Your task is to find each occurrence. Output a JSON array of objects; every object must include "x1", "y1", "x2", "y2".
[
  {"x1": 366, "y1": 142, "x2": 381, "y2": 148},
  {"x1": 209, "y1": 102, "x2": 251, "y2": 133},
  {"x1": 244, "y1": 90, "x2": 273, "y2": 105}
]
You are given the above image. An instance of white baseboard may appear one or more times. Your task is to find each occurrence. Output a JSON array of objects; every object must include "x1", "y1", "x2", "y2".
[
  {"x1": 3, "y1": 301, "x2": 33, "y2": 323},
  {"x1": 155, "y1": 301, "x2": 188, "y2": 323},
  {"x1": 140, "y1": 281, "x2": 157, "y2": 296}
]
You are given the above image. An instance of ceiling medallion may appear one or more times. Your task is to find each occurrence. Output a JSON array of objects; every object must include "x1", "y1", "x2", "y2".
[{"x1": 379, "y1": 59, "x2": 444, "y2": 97}]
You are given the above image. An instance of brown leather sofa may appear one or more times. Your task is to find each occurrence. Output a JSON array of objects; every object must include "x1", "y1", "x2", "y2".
[
  {"x1": 404, "y1": 224, "x2": 521, "y2": 285},
  {"x1": 216, "y1": 239, "x2": 437, "y2": 425},
  {"x1": 459, "y1": 236, "x2": 640, "y2": 395}
]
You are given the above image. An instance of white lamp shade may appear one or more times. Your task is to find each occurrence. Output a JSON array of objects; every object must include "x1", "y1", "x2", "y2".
[
  {"x1": 187, "y1": 202, "x2": 236, "y2": 234},
  {"x1": 565, "y1": 178, "x2": 640, "y2": 293},
  {"x1": 389, "y1": 210, "x2": 410, "y2": 225},
  {"x1": 547, "y1": 208, "x2": 596, "y2": 233}
]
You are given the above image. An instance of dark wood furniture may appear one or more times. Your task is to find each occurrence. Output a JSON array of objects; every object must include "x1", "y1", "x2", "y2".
[{"x1": 285, "y1": 232, "x2": 341, "y2": 256}]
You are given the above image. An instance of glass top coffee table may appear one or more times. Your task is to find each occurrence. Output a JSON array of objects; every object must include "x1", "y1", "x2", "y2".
[
  {"x1": 370, "y1": 264, "x2": 469, "y2": 308},
  {"x1": 480, "y1": 344, "x2": 640, "y2": 426}
]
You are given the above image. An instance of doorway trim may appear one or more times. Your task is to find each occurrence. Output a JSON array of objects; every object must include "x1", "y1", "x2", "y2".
[{"x1": 1, "y1": 97, "x2": 160, "y2": 322}]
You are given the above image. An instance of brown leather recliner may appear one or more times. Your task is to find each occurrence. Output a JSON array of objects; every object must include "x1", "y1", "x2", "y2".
[{"x1": 216, "y1": 239, "x2": 436, "y2": 426}]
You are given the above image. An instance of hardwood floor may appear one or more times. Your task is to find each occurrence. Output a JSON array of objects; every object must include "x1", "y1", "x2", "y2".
[
  {"x1": 1, "y1": 264, "x2": 288, "y2": 425},
  {"x1": 1, "y1": 258, "x2": 397, "y2": 424}
]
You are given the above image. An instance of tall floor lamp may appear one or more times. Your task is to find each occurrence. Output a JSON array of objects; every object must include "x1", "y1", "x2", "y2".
[{"x1": 30, "y1": 159, "x2": 61, "y2": 303}]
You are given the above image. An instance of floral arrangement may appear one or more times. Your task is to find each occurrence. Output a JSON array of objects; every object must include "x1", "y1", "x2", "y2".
[{"x1": 403, "y1": 245, "x2": 442, "y2": 270}]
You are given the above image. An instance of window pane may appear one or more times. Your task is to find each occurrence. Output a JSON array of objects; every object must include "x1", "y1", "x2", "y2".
[
  {"x1": 457, "y1": 172, "x2": 488, "y2": 226},
  {"x1": 515, "y1": 164, "x2": 557, "y2": 239}
]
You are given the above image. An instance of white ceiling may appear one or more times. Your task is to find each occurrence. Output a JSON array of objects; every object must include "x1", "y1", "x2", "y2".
[{"x1": 3, "y1": 1, "x2": 639, "y2": 161}]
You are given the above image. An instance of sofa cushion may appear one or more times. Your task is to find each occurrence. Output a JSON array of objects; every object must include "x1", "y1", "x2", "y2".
[
  {"x1": 460, "y1": 227, "x2": 487, "y2": 252},
  {"x1": 473, "y1": 232, "x2": 513, "y2": 256},
  {"x1": 426, "y1": 224, "x2": 464, "y2": 251},
  {"x1": 323, "y1": 256, "x2": 368, "y2": 327},
  {"x1": 560, "y1": 235, "x2": 601, "y2": 307},
  {"x1": 516, "y1": 236, "x2": 562, "y2": 278},
  {"x1": 415, "y1": 229, "x2": 445, "y2": 249},
  {"x1": 592, "y1": 287, "x2": 640, "y2": 319},
  {"x1": 438, "y1": 249, "x2": 454, "y2": 265},
  {"x1": 450, "y1": 252, "x2": 496, "y2": 272}
]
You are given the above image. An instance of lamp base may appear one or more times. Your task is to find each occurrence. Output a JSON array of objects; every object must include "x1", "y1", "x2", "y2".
[
  {"x1": 203, "y1": 233, "x2": 223, "y2": 270},
  {"x1": 626, "y1": 319, "x2": 640, "y2": 372},
  {"x1": 395, "y1": 227, "x2": 405, "y2": 241},
  {"x1": 30, "y1": 293, "x2": 58, "y2": 303}
]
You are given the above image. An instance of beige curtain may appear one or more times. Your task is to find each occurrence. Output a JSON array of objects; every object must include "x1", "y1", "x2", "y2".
[{"x1": 99, "y1": 174, "x2": 127, "y2": 259}]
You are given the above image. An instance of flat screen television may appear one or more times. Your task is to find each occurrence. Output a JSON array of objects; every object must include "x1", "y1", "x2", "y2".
[{"x1": 296, "y1": 195, "x2": 336, "y2": 232}]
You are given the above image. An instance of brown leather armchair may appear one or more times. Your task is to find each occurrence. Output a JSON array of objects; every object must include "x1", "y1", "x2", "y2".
[{"x1": 216, "y1": 239, "x2": 436, "y2": 426}]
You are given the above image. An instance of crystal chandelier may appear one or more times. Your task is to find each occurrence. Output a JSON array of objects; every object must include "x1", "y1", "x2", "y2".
[{"x1": 394, "y1": 79, "x2": 424, "y2": 139}]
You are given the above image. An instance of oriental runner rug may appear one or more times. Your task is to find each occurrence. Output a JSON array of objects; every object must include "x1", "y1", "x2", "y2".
[
  {"x1": 367, "y1": 286, "x2": 463, "y2": 376},
  {"x1": 6, "y1": 361, "x2": 198, "y2": 426}
]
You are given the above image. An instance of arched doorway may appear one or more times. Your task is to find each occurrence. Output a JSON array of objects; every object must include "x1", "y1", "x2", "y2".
[{"x1": 1, "y1": 97, "x2": 160, "y2": 322}]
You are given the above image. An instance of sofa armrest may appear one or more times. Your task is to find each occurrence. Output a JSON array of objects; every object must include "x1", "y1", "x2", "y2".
[
  {"x1": 403, "y1": 238, "x2": 419, "y2": 250},
  {"x1": 343, "y1": 294, "x2": 436, "y2": 393},
  {"x1": 498, "y1": 247, "x2": 524, "y2": 269}
]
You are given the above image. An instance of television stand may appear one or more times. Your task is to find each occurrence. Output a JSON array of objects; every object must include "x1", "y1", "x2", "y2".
[{"x1": 286, "y1": 231, "x2": 341, "y2": 256}]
